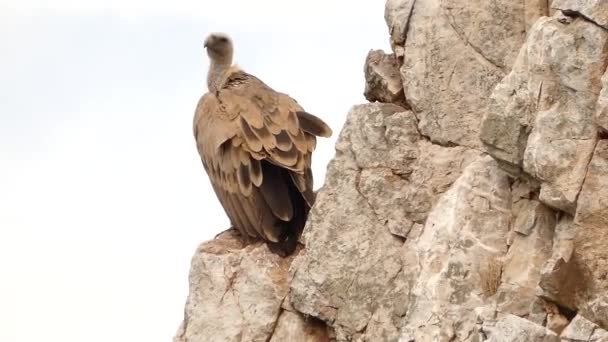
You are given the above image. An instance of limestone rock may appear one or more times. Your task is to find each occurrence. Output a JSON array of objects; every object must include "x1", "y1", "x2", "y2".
[
  {"x1": 387, "y1": 0, "x2": 528, "y2": 148},
  {"x1": 539, "y1": 216, "x2": 583, "y2": 310},
  {"x1": 485, "y1": 314, "x2": 559, "y2": 342},
  {"x1": 289, "y1": 103, "x2": 480, "y2": 340},
  {"x1": 547, "y1": 314, "x2": 570, "y2": 335},
  {"x1": 597, "y1": 71, "x2": 608, "y2": 131},
  {"x1": 539, "y1": 204, "x2": 608, "y2": 330},
  {"x1": 480, "y1": 15, "x2": 608, "y2": 213},
  {"x1": 525, "y1": 0, "x2": 551, "y2": 30},
  {"x1": 545, "y1": 302, "x2": 570, "y2": 334},
  {"x1": 384, "y1": 0, "x2": 414, "y2": 57},
  {"x1": 572, "y1": 141, "x2": 608, "y2": 329},
  {"x1": 269, "y1": 310, "x2": 330, "y2": 342},
  {"x1": 497, "y1": 200, "x2": 555, "y2": 317},
  {"x1": 175, "y1": 230, "x2": 296, "y2": 342},
  {"x1": 561, "y1": 314, "x2": 608, "y2": 342},
  {"x1": 576, "y1": 141, "x2": 608, "y2": 229},
  {"x1": 400, "y1": 156, "x2": 512, "y2": 341},
  {"x1": 363, "y1": 49, "x2": 405, "y2": 106},
  {"x1": 552, "y1": 0, "x2": 608, "y2": 28}
]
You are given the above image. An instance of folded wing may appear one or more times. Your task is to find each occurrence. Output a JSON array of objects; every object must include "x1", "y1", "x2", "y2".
[{"x1": 194, "y1": 70, "x2": 332, "y2": 254}]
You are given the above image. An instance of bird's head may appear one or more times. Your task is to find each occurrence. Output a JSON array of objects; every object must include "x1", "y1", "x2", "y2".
[{"x1": 204, "y1": 32, "x2": 233, "y2": 63}]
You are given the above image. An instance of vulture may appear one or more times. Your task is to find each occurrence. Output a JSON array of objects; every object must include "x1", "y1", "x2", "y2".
[{"x1": 194, "y1": 33, "x2": 332, "y2": 256}]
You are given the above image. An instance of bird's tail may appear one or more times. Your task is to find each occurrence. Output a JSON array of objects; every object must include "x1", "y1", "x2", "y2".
[{"x1": 267, "y1": 169, "x2": 310, "y2": 257}]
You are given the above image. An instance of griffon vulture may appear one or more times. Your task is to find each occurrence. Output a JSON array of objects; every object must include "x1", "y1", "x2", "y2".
[{"x1": 194, "y1": 33, "x2": 332, "y2": 256}]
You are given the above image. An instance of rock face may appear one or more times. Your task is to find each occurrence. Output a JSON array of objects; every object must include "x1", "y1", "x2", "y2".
[
  {"x1": 363, "y1": 50, "x2": 406, "y2": 106},
  {"x1": 479, "y1": 14, "x2": 608, "y2": 213},
  {"x1": 570, "y1": 141, "x2": 608, "y2": 328},
  {"x1": 176, "y1": 0, "x2": 608, "y2": 341},
  {"x1": 598, "y1": 72, "x2": 608, "y2": 131},
  {"x1": 485, "y1": 314, "x2": 560, "y2": 342},
  {"x1": 399, "y1": 156, "x2": 512, "y2": 341},
  {"x1": 552, "y1": 0, "x2": 608, "y2": 28},
  {"x1": 174, "y1": 231, "x2": 297, "y2": 342},
  {"x1": 290, "y1": 103, "x2": 482, "y2": 341},
  {"x1": 479, "y1": 5, "x2": 608, "y2": 333},
  {"x1": 385, "y1": 0, "x2": 533, "y2": 148}
]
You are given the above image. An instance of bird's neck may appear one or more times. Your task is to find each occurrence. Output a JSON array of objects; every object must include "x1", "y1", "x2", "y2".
[{"x1": 207, "y1": 59, "x2": 232, "y2": 93}]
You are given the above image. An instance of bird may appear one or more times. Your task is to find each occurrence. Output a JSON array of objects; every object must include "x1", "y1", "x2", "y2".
[{"x1": 193, "y1": 32, "x2": 332, "y2": 256}]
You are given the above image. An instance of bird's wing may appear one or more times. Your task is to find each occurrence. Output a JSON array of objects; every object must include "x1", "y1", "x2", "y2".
[{"x1": 194, "y1": 69, "x2": 332, "y2": 243}]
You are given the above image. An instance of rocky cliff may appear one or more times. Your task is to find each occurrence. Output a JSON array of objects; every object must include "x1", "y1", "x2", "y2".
[{"x1": 175, "y1": 0, "x2": 608, "y2": 341}]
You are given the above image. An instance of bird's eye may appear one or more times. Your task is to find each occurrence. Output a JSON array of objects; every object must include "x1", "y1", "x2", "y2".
[{"x1": 218, "y1": 37, "x2": 228, "y2": 43}]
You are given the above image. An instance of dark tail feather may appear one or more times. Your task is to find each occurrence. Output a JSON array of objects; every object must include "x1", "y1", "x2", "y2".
[
  {"x1": 267, "y1": 168, "x2": 310, "y2": 257},
  {"x1": 296, "y1": 111, "x2": 332, "y2": 138}
]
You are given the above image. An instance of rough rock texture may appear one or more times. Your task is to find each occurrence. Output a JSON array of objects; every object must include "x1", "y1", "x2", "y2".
[
  {"x1": 176, "y1": 0, "x2": 608, "y2": 340},
  {"x1": 575, "y1": 140, "x2": 608, "y2": 234},
  {"x1": 386, "y1": 0, "x2": 535, "y2": 148},
  {"x1": 552, "y1": 0, "x2": 608, "y2": 28},
  {"x1": 480, "y1": 8, "x2": 608, "y2": 332},
  {"x1": 484, "y1": 314, "x2": 559, "y2": 342},
  {"x1": 560, "y1": 314, "x2": 608, "y2": 341},
  {"x1": 290, "y1": 103, "x2": 481, "y2": 341},
  {"x1": 497, "y1": 198, "x2": 556, "y2": 320},
  {"x1": 174, "y1": 231, "x2": 316, "y2": 342},
  {"x1": 598, "y1": 71, "x2": 608, "y2": 131},
  {"x1": 269, "y1": 310, "x2": 330, "y2": 342},
  {"x1": 480, "y1": 14, "x2": 608, "y2": 213},
  {"x1": 399, "y1": 156, "x2": 512, "y2": 341},
  {"x1": 570, "y1": 141, "x2": 608, "y2": 328},
  {"x1": 363, "y1": 50, "x2": 406, "y2": 106}
]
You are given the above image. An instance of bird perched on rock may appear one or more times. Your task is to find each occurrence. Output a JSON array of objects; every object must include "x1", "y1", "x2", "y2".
[{"x1": 193, "y1": 33, "x2": 332, "y2": 256}]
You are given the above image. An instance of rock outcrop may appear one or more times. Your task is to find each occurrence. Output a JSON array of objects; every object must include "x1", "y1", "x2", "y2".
[
  {"x1": 364, "y1": 50, "x2": 406, "y2": 107},
  {"x1": 176, "y1": 0, "x2": 608, "y2": 340}
]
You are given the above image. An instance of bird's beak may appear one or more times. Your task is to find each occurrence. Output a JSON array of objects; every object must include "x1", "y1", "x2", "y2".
[{"x1": 204, "y1": 42, "x2": 208, "y2": 48}]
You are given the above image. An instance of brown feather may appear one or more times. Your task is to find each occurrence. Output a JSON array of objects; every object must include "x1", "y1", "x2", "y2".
[
  {"x1": 268, "y1": 108, "x2": 284, "y2": 126},
  {"x1": 286, "y1": 111, "x2": 299, "y2": 135},
  {"x1": 226, "y1": 192, "x2": 257, "y2": 237},
  {"x1": 294, "y1": 153, "x2": 307, "y2": 171},
  {"x1": 228, "y1": 171, "x2": 240, "y2": 193},
  {"x1": 239, "y1": 105, "x2": 264, "y2": 129},
  {"x1": 305, "y1": 165, "x2": 314, "y2": 192},
  {"x1": 264, "y1": 115, "x2": 282, "y2": 135},
  {"x1": 259, "y1": 162, "x2": 293, "y2": 221},
  {"x1": 263, "y1": 223, "x2": 283, "y2": 244},
  {"x1": 237, "y1": 164, "x2": 252, "y2": 196},
  {"x1": 288, "y1": 129, "x2": 308, "y2": 153},
  {"x1": 250, "y1": 159, "x2": 263, "y2": 187},
  {"x1": 296, "y1": 111, "x2": 333, "y2": 137},
  {"x1": 252, "y1": 124, "x2": 277, "y2": 150},
  {"x1": 231, "y1": 136, "x2": 243, "y2": 147},
  {"x1": 290, "y1": 171, "x2": 315, "y2": 207},
  {"x1": 239, "y1": 117, "x2": 263, "y2": 152},
  {"x1": 275, "y1": 130, "x2": 293, "y2": 152},
  {"x1": 226, "y1": 145, "x2": 241, "y2": 169},
  {"x1": 243, "y1": 191, "x2": 280, "y2": 242},
  {"x1": 235, "y1": 193, "x2": 265, "y2": 238},
  {"x1": 268, "y1": 146, "x2": 299, "y2": 167},
  {"x1": 237, "y1": 147, "x2": 250, "y2": 166},
  {"x1": 306, "y1": 134, "x2": 317, "y2": 152},
  {"x1": 211, "y1": 182, "x2": 255, "y2": 238},
  {"x1": 250, "y1": 151, "x2": 266, "y2": 161}
]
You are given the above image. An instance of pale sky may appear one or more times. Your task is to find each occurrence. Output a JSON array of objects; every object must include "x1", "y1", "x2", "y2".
[{"x1": 0, "y1": 1, "x2": 390, "y2": 341}]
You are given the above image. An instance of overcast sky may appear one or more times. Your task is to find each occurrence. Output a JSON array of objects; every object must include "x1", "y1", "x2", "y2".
[{"x1": 0, "y1": 1, "x2": 390, "y2": 341}]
